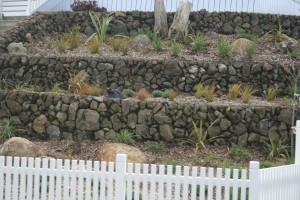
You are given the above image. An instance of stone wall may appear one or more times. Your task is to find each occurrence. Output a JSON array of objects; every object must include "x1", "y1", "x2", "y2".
[
  {"x1": 0, "y1": 90, "x2": 293, "y2": 146},
  {"x1": 0, "y1": 54, "x2": 294, "y2": 95},
  {"x1": 0, "y1": 11, "x2": 300, "y2": 53}
]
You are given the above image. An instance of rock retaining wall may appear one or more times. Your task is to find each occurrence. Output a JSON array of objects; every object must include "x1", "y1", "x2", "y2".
[
  {"x1": 0, "y1": 54, "x2": 293, "y2": 94},
  {"x1": 0, "y1": 11, "x2": 300, "y2": 52},
  {"x1": 0, "y1": 90, "x2": 293, "y2": 146}
]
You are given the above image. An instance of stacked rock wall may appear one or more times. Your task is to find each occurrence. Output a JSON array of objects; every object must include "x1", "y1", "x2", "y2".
[
  {"x1": 0, "y1": 91, "x2": 293, "y2": 145},
  {"x1": 0, "y1": 54, "x2": 294, "y2": 94},
  {"x1": 0, "y1": 11, "x2": 300, "y2": 52}
]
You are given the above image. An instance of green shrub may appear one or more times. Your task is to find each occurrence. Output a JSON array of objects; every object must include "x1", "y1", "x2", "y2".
[
  {"x1": 230, "y1": 143, "x2": 251, "y2": 163},
  {"x1": 245, "y1": 44, "x2": 257, "y2": 58},
  {"x1": 123, "y1": 88, "x2": 136, "y2": 97},
  {"x1": 89, "y1": 11, "x2": 113, "y2": 42},
  {"x1": 0, "y1": 121, "x2": 13, "y2": 139},
  {"x1": 68, "y1": 26, "x2": 80, "y2": 50},
  {"x1": 116, "y1": 129, "x2": 134, "y2": 145},
  {"x1": 290, "y1": 48, "x2": 300, "y2": 58},
  {"x1": 260, "y1": 161, "x2": 273, "y2": 169},
  {"x1": 192, "y1": 34, "x2": 205, "y2": 52},
  {"x1": 263, "y1": 138, "x2": 289, "y2": 159},
  {"x1": 288, "y1": 83, "x2": 300, "y2": 97},
  {"x1": 146, "y1": 141, "x2": 164, "y2": 154},
  {"x1": 56, "y1": 38, "x2": 67, "y2": 53},
  {"x1": 152, "y1": 90, "x2": 164, "y2": 97},
  {"x1": 235, "y1": 27, "x2": 259, "y2": 43},
  {"x1": 152, "y1": 33, "x2": 162, "y2": 52},
  {"x1": 217, "y1": 40, "x2": 232, "y2": 56},
  {"x1": 265, "y1": 86, "x2": 278, "y2": 101},
  {"x1": 170, "y1": 41, "x2": 181, "y2": 56},
  {"x1": 15, "y1": 84, "x2": 43, "y2": 92}
]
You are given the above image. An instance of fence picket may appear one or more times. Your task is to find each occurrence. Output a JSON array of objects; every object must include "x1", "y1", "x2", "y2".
[
  {"x1": 48, "y1": 159, "x2": 56, "y2": 199},
  {"x1": 99, "y1": 161, "x2": 106, "y2": 199},
  {"x1": 0, "y1": 157, "x2": 4, "y2": 200},
  {"x1": 232, "y1": 169, "x2": 239, "y2": 200},
  {"x1": 20, "y1": 157, "x2": 27, "y2": 200},
  {"x1": 12, "y1": 157, "x2": 20, "y2": 200},
  {"x1": 240, "y1": 169, "x2": 247, "y2": 200},
  {"x1": 207, "y1": 168, "x2": 214, "y2": 200},
  {"x1": 174, "y1": 166, "x2": 181, "y2": 200},
  {"x1": 85, "y1": 161, "x2": 92, "y2": 200},
  {"x1": 56, "y1": 159, "x2": 62, "y2": 200},
  {"x1": 199, "y1": 167, "x2": 206, "y2": 200},
  {"x1": 126, "y1": 163, "x2": 133, "y2": 200},
  {"x1": 142, "y1": 164, "x2": 149, "y2": 199},
  {"x1": 92, "y1": 161, "x2": 100, "y2": 200},
  {"x1": 27, "y1": 158, "x2": 34, "y2": 200},
  {"x1": 5, "y1": 157, "x2": 12, "y2": 200},
  {"x1": 70, "y1": 160, "x2": 77, "y2": 200},
  {"x1": 134, "y1": 164, "x2": 141, "y2": 200},
  {"x1": 182, "y1": 166, "x2": 189, "y2": 200},
  {"x1": 107, "y1": 162, "x2": 114, "y2": 199},
  {"x1": 224, "y1": 168, "x2": 231, "y2": 200},
  {"x1": 33, "y1": 158, "x2": 41, "y2": 200},
  {"x1": 190, "y1": 167, "x2": 197, "y2": 200},
  {"x1": 41, "y1": 158, "x2": 49, "y2": 199},
  {"x1": 63, "y1": 159, "x2": 70, "y2": 200},
  {"x1": 158, "y1": 165, "x2": 165, "y2": 199},
  {"x1": 216, "y1": 168, "x2": 222, "y2": 200},
  {"x1": 150, "y1": 164, "x2": 156, "y2": 200},
  {"x1": 166, "y1": 165, "x2": 172, "y2": 199},
  {"x1": 77, "y1": 160, "x2": 85, "y2": 200}
]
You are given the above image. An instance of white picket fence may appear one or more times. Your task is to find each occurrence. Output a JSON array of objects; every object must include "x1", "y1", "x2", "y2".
[{"x1": 1, "y1": 123, "x2": 300, "y2": 200}]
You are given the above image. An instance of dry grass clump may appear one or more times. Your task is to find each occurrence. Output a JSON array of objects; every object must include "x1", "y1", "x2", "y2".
[
  {"x1": 88, "y1": 37, "x2": 102, "y2": 54},
  {"x1": 203, "y1": 85, "x2": 216, "y2": 102},
  {"x1": 136, "y1": 88, "x2": 150, "y2": 100},
  {"x1": 228, "y1": 83, "x2": 242, "y2": 100},
  {"x1": 265, "y1": 86, "x2": 278, "y2": 101},
  {"x1": 77, "y1": 83, "x2": 102, "y2": 96},
  {"x1": 241, "y1": 85, "x2": 257, "y2": 103}
]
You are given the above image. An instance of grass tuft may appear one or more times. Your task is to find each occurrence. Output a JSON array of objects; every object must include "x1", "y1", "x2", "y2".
[{"x1": 228, "y1": 83, "x2": 242, "y2": 100}]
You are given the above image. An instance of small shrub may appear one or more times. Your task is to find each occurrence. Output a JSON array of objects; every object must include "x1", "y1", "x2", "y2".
[
  {"x1": 195, "y1": 83, "x2": 205, "y2": 98},
  {"x1": 47, "y1": 39, "x2": 54, "y2": 49},
  {"x1": 130, "y1": 27, "x2": 155, "y2": 39},
  {"x1": 68, "y1": 72, "x2": 88, "y2": 94},
  {"x1": 0, "y1": 121, "x2": 13, "y2": 139},
  {"x1": 116, "y1": 129, "x2": 134, "y2": 145},
  {"x1": 265, "y1": 86, "x2": 278, "y2": 101},
  {"x1": 111, "y1": 38, "x2": 123, "y2": 51},
  {"x1": 123, "y1": 88, "x2": 136, "y2": 97},
  {"x1": 152, "y1": 90, "x2": 164, "y2": 97},
  {"x1": 56, "y1": 38, "x2": 67, "y2": 53},
  {"x1": 164, "y1": 159, "x2": 183, "y2": 173},
  {"x1": 89, "y1": 11, "x2": 113, "y2": 42},
  {"x1": 162, "y1": 90, "x2": 172, "y2": 99},
  {"x1": 263, "y1": 138, "x2": 289, "y2": 159},
  {"x1": 235, "y1": 27, "x2": 259, "y2": 43},
  {"x1": 71, "y1": 0, "x2": 107, "y2": 12},
  {"x1": 88, "y1": 37, "x2": 102, "y2": 54},
  {"x1": 192, "y1": 34, "x2": 205, "y2": 52},
  {"x1": 77, "y1": 83, "x2": 102, "y2": 96},
  {"x1": 245, "y1": 44, "x2": 257, "y2": 58},
  {"x1": 260, "y1": 161, "x2": 273, "y2": 169},
  {"x1": 24, "y1": 44, "x2": 39, "y2": 54},
  {"x1": 136, "y1": 88, "x2": 150, "y2": 100},
  {"x1": 68, "y1": 26, "x2": 80, "y2": 50},
  {"x1": 51, "y1": 83, "x2": 65, "y2": 94},
  {"x1": 203, "y1": 85, "x2": 216, "y2": 102},
  {"x1": 204, "y1": 154, "x2": 218, "y2": 167},
  {"x1": 170, "y1": 41, "x2": 181, "y2": 56},
  {"x1": 228, "y1": 83, "x2": 242, "y2": 100},
  {"x1": 289, "y1": 48, "x2": 300, "y2": 58},
  {"x1": 146, "y1": 141, "x2": 164, "y2": 154},
  {"x1": 288, "y1": 83, "x2": 300, "y2": 97},
  {"x1": 217, "y1": 39, "x2": 232, "y2": 56},
  {"x1": 152, "y1": 33, "x2": 162, "y2": 52},
  {"x1": 15, "y1": 84, "x2": 43, "y2": 92},
  {"x1": 241, "y1": 85, "x2": 256, "y2": 103},
  {"x1": 120, "y1": 40, "x2": 130, "y2": 55},
  {"x1": 230, "y1": 143, "x2": 251, "y2": 163},
  {"x1": 178, "y1": 118, "x2": 219, "y2": 152}
]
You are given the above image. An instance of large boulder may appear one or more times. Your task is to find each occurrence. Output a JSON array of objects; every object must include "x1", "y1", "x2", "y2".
[
  {"x1": 7, "y1": 42, "x2": 27, "y2": 54},
  {"x1": 33, "y1": 114, "x2": 48, "y2": 134},
  {"x1": 131, "y1": 34, "x2": 151, "y2": 50},
  {"x1": 96, "y1": 143, "x2": 147, "y2": 165},
  {"x1": 232, "y1": 38, "x2": 255, "y2": 54},
  {"x1": 0, "y1": 137, "x2": 46, "y2": 157}
]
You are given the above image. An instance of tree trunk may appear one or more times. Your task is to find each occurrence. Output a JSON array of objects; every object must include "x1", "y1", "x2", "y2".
[
  {"x1": 154, "y1": 0, "x2": 168, "y2": 37},
  {"x1": 168, "y1": 1, "x2": 192, "y2": 39}
]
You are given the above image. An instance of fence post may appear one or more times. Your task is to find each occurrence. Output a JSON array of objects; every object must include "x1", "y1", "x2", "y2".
[
  {"x1": 249, "y1": 161, "x2": 260, "y2": 200},
  {"x1": 295, "y1": 120, "x2": 300, "y2": 164},
  {"x1": 115, "y1": 154, "x2": 127, "y2": 200}
]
